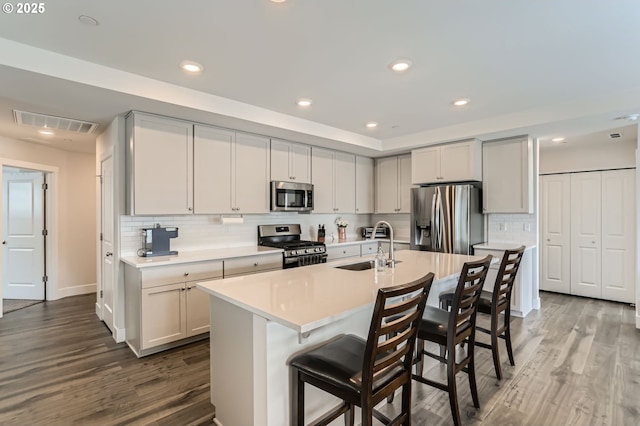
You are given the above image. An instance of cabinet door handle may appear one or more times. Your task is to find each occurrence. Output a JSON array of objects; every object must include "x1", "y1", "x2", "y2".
[
  {"x1": 180, "y1": 287, "x2": 186, "y2": 292},
  {"x1": 105, "y1": 252, "x2": 113, "y2": 257},
  {"x1": 184, "y1": 272, "x2": 189, "y2": 276},
  {"x1": 188, "y1": 207, "x2": 193, "y2": 211},
  {"x1": 254, "y1": 262, "x2": 259, "y2": 267}
]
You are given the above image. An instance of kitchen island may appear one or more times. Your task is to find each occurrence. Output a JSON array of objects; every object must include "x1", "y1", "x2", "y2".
[{"x1": 196, "y1": 250, "x2": 487, "y2": 426}]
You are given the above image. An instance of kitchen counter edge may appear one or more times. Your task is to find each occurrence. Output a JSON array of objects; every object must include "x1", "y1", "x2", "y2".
[{"x1": 120, "y1": 246, "x2": 284, "y2": 268}]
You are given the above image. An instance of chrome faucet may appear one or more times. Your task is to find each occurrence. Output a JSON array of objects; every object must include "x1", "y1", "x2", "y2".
[{"x1": 370, "y1": 220, "x2": 395, "y2": 268}]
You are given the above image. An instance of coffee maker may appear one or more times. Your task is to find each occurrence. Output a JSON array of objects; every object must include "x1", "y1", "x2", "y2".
[{"x1": 140, "y1": 224, "x2": 179, "y2": 257}]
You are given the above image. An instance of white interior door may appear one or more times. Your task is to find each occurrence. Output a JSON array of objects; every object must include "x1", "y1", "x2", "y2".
[
  {"x1": 540, "y1": 174, "x2": 571, "y2": 293},
  {"x1": 601, "y1": 169, "x2": 636, "y2": 303},
  {"x1": 570, "y1": 172, "x2": 602, "y2": 298},
  {"x1": 101, "y1": 156, "x2": 116, "y2": 332},
  {"x1": 2, "y1": 169, "x2": 45, "y2": 300}
]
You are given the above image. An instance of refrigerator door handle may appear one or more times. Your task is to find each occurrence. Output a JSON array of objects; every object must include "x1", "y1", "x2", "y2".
[
  {"x1": 434, "y1": 188, "x2": 443, "y2": 250},
  {"x1": 431, "y1": 191, "x2": 437, "y2": 250}
]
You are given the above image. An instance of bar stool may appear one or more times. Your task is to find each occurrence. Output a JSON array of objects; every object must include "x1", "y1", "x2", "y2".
[
  {"x1": 438, "y1": 246, "x2": 525, "y2": 380},
  {"x1": 289, "y1": 272, "x2": 434, "y2": 426},
  {"x1": 412, "y1": 255, "x2": 492, "y2": 426}
]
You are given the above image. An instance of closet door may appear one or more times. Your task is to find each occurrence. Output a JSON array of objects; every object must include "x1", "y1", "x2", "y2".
[
  {"x1": 601, "y1": 169, "x2": 636, "y2": 303},
  {"x1": 540, "y1": 174, "x2": 571, "y2": 293},
  {"x1": 570, "y1": 172, "x2": 602, "y2": 298}
]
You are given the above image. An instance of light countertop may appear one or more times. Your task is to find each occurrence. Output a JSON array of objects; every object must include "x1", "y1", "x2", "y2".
[
  {"x1": 473, "y1": 242, "x2": 536, "y2": 250},
  {"x1": 197, "y1": 250, "x2": 485, "y2": 334},
  {"x1": 120, "y1": 246, "x2": 283, "y2": 268},
  {"x1": 324, "y1": 238, "x2": 411, "y2": 247}
]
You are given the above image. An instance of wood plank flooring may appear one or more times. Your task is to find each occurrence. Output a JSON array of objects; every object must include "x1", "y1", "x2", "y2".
[{"x1": 0, "y1": 292, "x2": 638, "y2": 425}]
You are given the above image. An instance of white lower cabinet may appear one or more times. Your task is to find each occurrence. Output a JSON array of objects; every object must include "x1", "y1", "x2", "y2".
[
  {"x1": 125, "y1": 260, "x2": 223, "y2": 357},
  {"x1": 473, "y1": 246, "x2": 534, "y2": 318},
  {"x1": 326, "y1": 244, "x2": 361, "y2": 261},
  {"x1": 360, "y1": 241, "x2": 379, "y2": 256},
  {"x1": 224, "y1": 253, "x2": 283, "y2": 277}
]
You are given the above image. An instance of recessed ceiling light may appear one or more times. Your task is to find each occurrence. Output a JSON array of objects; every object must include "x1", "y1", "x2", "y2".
[
  {"x1": 78, "y1": 15, "x2": 99, "y2": 26},
  {"x1": 180, "y1": 60, "x2": 204, "y2": 74},
  {"x1": 271, "y1": 0, "x2": 288, "y2": 3},
  {"x1": 297, "y1": 98, "x2": 312, "y2": 107},
  {"x1": 452, "y1": 98, "x2": 470, "y2": 107},
  {"x1": 551, "y1": 137, "x2": 565, "y2": 143},
  {"x1": 365, "y1": 121, "x2": 378, "y2": 128},
  {"x1": 389, "y1": 60, "x2": 412, "y2": 72},
  {"x1": 39, "y1": 129, "x2": 55, "y2": 136},
  {"x1": 614, "y1": 114, "x2": 639, "y2": 121}
]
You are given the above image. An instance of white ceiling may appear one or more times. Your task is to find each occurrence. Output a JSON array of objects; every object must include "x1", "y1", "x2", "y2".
[{"x1": 0, "y1": 0, "x2": 639, "y2": 155}]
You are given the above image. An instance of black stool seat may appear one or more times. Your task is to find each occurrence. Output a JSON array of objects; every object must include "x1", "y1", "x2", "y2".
[
  {"x1": 290, "y1": 273, "x2": 434, "y2": 426},
  {"x1": 440, "y1": 289, "x2": 493, "y2": 311},
  {"x1": 290, "y1": 334, "x2": 404, "y2": 396},
  {"x1": 417, "y1": 306, "x2": 450, "y2": 344}
]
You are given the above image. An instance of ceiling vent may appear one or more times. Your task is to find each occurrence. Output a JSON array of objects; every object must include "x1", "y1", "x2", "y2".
[
  {"x1": 609, "y1": 132, "x2": 623, "y2": 139},
  {"x1": 13, "y1": 110, "x2": 99, "y2": 134}
]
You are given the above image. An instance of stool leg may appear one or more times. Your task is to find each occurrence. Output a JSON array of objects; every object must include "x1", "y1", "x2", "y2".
[
  {"x1": 505, "y1": 320, "x2": 515, "y2": 366},
  {"x1": 344, "y1": 405, "x2": 355, "y2": 426},
  {"x1": 446, "y1": 353, "x2": 461, "y2": 426},
  {"x1": 468, "y1": 354, "x2": 480, "y2": 409},
  {"x1": 491, "y1": 314, "x2": 503, "y2": 380},
  {"x1": 292, "y1": 369, "x2": 304, "y2": 425},
  {"x1": 415, "y1": 338, "x2": 425, "y2": 377}
]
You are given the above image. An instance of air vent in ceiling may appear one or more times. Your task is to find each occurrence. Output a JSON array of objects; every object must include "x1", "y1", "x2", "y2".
[
  {"x1": 13, "y1": 110, "x2": 99, "y2": 134},
  {"x1": 609, "y1": 132, "x2": 623, "y2": 139}
]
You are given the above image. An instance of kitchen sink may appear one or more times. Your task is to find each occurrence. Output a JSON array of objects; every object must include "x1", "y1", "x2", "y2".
[{"x1": 334, "y1": 260, "x2": 401, "y2": 271}]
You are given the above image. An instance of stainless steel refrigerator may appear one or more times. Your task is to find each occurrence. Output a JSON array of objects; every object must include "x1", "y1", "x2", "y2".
[{"x1": 410, "y1": 185, "x2": 484, "y2": 254}]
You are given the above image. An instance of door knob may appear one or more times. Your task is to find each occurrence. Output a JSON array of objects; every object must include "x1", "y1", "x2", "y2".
[{"x1": 2, "y1": 240, "x2": 5, "y2": 245}]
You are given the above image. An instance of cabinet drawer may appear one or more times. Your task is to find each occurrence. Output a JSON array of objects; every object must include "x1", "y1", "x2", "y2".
[
  {"x1": 224, "y1": 253, "x2": 282, "y2": 277},
  {"x1": 141, "y1": 260, "x2": 223, "y2": 288},
  {"x1": 326, "y1": 244, "x2": 360, "y2": 260},
  {"x1": 360, "y1": 242, "x2": 379, "y2": 256}
]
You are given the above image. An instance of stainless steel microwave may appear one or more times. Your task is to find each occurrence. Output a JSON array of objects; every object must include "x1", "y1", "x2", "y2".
[{"x1": 271, "y1": 181, "x2": 313, "y2": 212}]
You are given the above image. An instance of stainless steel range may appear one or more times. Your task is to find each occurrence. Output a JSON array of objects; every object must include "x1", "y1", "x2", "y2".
[{"x1": 258, "y1": 224, "x2": 327, "y2": 269}]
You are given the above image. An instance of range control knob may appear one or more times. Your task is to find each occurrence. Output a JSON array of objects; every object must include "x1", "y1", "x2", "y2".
[{"x1": 291, "y1": 250, "x2": 297, "y2": 255}]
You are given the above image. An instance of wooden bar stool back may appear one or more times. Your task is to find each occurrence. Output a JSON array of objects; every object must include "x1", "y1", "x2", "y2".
[
  {"x1": 290, "y1": 272, "x2": 434, "y2": 426},
  {"x1": 474, "y1": 246, "x2": 525, "y2": 380},
  {"x1": 412, "y1": 255, "x2": 492, "y2": 426}
]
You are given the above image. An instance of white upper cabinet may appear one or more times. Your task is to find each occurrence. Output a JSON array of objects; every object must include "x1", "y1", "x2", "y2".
[
  {"x1": 193, "y1": 125, "x2": 234, "y2": 214},
  {"x1": 482, "y1": 137, "x2": 533, "y2": 213},
  {"x1": 311, "y1": 147, "x2": 356, "y2": 214},
  {"x1": 194, "y1": 125, "x2": 270, "y2": 214},
  {"x1": 270, "y1": 139, "x2": 311, "y2": 183},
  {"x1": 126, "y1": 112, "x2": 194, "y2": 215},
  {"x1": 411, "y1": 139, "x2": 482, "y2": 185},
  {"x1": 355, "y1": 156, "x2": 374, "y2": 214},
  {"x1": 375, "y1": 154, "x2": 412, "y2": 213}
]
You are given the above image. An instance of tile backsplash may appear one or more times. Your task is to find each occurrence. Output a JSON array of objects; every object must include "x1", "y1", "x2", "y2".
[
  {"x1": 486, "y1": 213, "x2": 536, "y2": 245},
  {"x1": 120, "y1": 213, "x2": 375, "y2": 256}
]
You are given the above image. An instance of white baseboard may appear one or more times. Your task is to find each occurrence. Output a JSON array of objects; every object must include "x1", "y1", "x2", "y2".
[
  {"x1": 49, "y1": 283, "x2": 96, "y2": 300},
  {"x1": 533, "y1": 297, "x2": 541, "y2": 310},
  {"x1": 113, "y1": 326, "x2": 126, "y2": 343}
]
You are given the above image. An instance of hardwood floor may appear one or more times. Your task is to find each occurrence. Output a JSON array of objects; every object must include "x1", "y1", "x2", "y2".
[
  {"x1": 0, "y1": 295, "x2": 213, "y2": 426},
  {"x1": 0, "y1": 292, "x2": 637, "y2": 425}
]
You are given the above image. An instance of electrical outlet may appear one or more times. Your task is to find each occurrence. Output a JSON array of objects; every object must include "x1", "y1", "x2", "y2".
[
  {"x1": 499, "y1": 223, "x2": 507, "y2": 231},
  {"x1": 524, "y1": 223, "x2": 531, "y2": 232}
]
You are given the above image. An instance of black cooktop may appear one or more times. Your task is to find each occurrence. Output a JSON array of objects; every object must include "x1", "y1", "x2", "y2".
[{"x1": 263, "y1": 240, "x2": 324, "y2": 249}]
